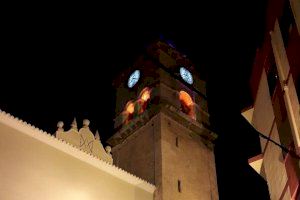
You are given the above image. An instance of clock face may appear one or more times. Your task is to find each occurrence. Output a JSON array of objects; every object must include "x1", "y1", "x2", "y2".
[
  {"x1": 128, "y1": 70, "x2": 140, "y2": 88},
  {"x1": 180, "y1": 67, "x2": 193, "y2": 84}
]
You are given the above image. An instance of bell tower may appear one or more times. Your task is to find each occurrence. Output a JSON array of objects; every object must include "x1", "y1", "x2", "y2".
[{"x1": 107, "y1": 40, "x2": 219, "y2": 200}]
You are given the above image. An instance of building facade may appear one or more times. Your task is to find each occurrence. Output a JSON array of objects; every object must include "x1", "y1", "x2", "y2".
[{"x1": 242, "y1": 0, "x2": 300, "y2": 199}]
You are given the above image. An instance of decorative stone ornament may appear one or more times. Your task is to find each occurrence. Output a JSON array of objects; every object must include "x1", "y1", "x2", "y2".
[
  {"x1": 95, "y1": 130, "x2": 100, "y2": 140},
  {"x1": 57, "y1": 121, "x2": 64, "y2": 131},
  {"x1": 55, "y1": 118, "x2": 113, "y2": 164},
  {"x1": 83, "y1": 119, "x2": 90, "y2": 128},
  {"x1": 71, "y1": 118, "x2": 78, "y2": 130}
]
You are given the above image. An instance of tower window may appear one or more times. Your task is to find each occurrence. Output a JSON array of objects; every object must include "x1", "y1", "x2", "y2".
[
  {"x1": 137, "y1": 87, "x2": 151, "y2": 114},
  {"x1": 123, "y1": 101, "x2": 135, "y2": 124},
  {"x1": 178, "y1": 180, "x2": 182, "y2": 193},
  {"x1": 140, "y1": 87, "x2": 151, "y2": 102},
  {"x1": 179, "y1": 90, "x2": 196, "y2": 120},
  {"x1": 126, "y1": 101, "x2": 135, "y2": 114}
]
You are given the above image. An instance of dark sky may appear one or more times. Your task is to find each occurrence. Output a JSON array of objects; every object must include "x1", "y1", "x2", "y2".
[{"x1": 1, "y1": 2, "x2": 271, "y2": 199}]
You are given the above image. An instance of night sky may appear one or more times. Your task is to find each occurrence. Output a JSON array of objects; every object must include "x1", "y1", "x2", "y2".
[{"x1": 1, "y1": 1, "x2": 271, "y2": 199}]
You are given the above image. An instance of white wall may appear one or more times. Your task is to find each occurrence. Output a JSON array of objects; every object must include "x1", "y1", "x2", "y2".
[{"x1": 0, "y1": 116, "x2": 154, "y2": 200}]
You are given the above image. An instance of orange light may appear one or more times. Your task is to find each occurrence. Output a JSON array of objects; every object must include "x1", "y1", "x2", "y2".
[
  {"x1": 179, "y1": 90, "x2": 196, "y2": 120},
  {"x1": 126, "y1": 102, "x2": 135, "y2": 114},
  {"x1": 141, "y1": 90, "x2": 150, "y2": 102},
  {"x1": 139, "y1": 87, "x2": 151, "y2": 102},
  {"x1": 179, "y1": 91, "x2": 193, "y2": 106}
]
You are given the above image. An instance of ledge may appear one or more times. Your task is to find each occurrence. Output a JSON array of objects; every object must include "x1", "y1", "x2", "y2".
[{"x1": 108, "y1": 103, "x2": 217, "y2": 148}]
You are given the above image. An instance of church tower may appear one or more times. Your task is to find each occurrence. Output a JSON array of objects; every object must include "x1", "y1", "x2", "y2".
[{"x1": 107, "y1": 40, "x2": 219, "y2": 200}]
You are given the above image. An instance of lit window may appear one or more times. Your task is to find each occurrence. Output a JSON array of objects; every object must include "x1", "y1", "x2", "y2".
[
  {"x1": 179, "y1": 91, "x2": 193, "y2": 106},
  {"x1": 126, "y1": 101, "x2": 135, "y2": 114},
  {"x1": 138, "y1": 87, "x2": 151, "y2": 113},
  {"x1": 122, "y1": 101, "x2": 135, "y2": 124},
  {"x1": 179, "y1": 91, "x2": 195, "y2": 119},
  {"x1": 140, "y1": 87, "x2": 151, "y2": 102}
]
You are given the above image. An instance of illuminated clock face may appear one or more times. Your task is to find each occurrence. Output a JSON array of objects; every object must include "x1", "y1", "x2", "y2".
[
  {"x1": 128, "y1": 70, "x2": 140, "y2": 88},
  {"x1": 180, "y1": 67, "x2": 193, "y2": 84}
]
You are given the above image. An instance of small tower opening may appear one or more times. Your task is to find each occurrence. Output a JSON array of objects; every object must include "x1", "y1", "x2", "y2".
[
  {"x1": 123, "y1": 100, "x2": 135, "y2": 124},
  {"x1": 140, "y1": 87, "x2": 151, "y2": 102},
  {"x1": 138, "y1": 87, "x2": 151, "y2": 113},
  {"x1": 179, "y1": 91, "x2": 195, "y2": 120},
  {"x1": 178, "y1": 180, "x2": 182, "y2": 193},
  {"x1": 125, "y1": 101, "x2": 135, "y2": 114}
]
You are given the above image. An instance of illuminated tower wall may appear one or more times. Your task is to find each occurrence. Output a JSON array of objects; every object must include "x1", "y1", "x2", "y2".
[{"x1": 107, "y1": 41, "x2": 218, "y2": 200}]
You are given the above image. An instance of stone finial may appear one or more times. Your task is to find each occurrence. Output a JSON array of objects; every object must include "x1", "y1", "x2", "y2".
[
  {"x1": 105, "y1": 146, "x2": 112, "y2": 155},
  {"x1": 95, "y1": 130, "x2": 100, "y2": 140},
  {"x1": 83, "y1": 119, "x2": 90, "y2": 128},
  {"x1": 57, "y1": 121, "x2": 64, "y2": 131},
  {"x1": 71, "y1": 118, "x2": 78, "y2": 130}
]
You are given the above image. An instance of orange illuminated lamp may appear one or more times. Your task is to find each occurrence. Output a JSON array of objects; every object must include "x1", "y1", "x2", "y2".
[{"x1": 179, "y1": 90, "x2": 196, "y2": 119}]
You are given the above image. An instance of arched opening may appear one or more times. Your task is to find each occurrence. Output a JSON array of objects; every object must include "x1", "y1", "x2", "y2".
[
  {"x1": 123, "y1": 100, "x2": 135, "y2": 124},
  {"x1": 138, "y1": 87, "x2": 151, "y2": 113},
  {"x1": 179, "y1": 90, "x2": 195, "y2": 120},
  {"x1": 125, "y1": 101, "x2": 135, "y2": 114},
  {"x1": 140, "y1": 87, "x2": 151, "y2": 102}
]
